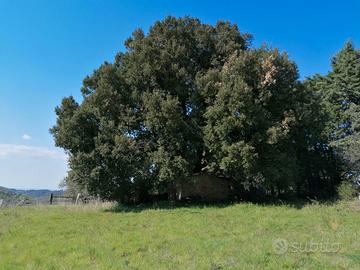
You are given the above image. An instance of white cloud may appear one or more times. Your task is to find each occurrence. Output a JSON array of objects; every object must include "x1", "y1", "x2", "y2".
[
  {"x1": 22, "y1": 134, "x2": 32, "y2": 140},
  {"x1": 0, "y1": 144, "x2": 67, "y2": 160}
]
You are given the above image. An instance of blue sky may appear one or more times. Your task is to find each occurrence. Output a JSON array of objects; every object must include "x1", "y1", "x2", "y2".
[{"x1": 0, "y1": 0, "x2": 359, "y2": 189}]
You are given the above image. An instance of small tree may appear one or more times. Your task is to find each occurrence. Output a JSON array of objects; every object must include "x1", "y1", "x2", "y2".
[{"x1": 306, "y1": 42, "x2": 360, "y2": 188}]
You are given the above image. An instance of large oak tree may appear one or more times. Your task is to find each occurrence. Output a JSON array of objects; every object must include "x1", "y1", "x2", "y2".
[{"x1": 51, "y1": 16, "x2": 339, "y2": 203}]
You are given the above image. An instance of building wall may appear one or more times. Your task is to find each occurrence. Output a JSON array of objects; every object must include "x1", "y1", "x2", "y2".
[{"x1": 179, "y1": 174, "x2": 231, "y2": 201}]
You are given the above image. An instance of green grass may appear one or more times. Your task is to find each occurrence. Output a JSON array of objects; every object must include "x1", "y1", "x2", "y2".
[{"x1": 1, "y1": 201, "x2": 360, "y2": 269}]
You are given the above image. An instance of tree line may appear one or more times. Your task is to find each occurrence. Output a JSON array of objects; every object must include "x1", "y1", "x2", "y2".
[{"x1": 51, "y1": 16, "x2": 360, "y2": 203}]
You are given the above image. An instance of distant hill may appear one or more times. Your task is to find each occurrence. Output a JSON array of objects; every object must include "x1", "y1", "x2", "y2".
[
  {"x1": 0, "y1": 186, "x2": 32, "y2": 205},
  {"x1": 7, "y1": 188, "x2": 64, "y2": 198},
  {"x1": 0, "y1": 186, "x2": 64, "y2": 206}
]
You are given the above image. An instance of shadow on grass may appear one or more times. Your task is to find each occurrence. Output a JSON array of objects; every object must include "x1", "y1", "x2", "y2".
[
  {"x1": 104, "y1": 200, "x2": 234, "y2": 213},
  {"x1": 104, "y1": 196, "x2": 339, "y2": 213},
  {"x1": 251, "y1": 197, "x2": 339, "y2": 210}
]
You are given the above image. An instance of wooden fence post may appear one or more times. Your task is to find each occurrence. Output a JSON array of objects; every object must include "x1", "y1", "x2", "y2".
[
  {"x1": 49, "y1": 193, "x2": 53, "y2": 205},
  {"x1": 75, "y1": 193, "x2": 81, "y2": 205}
]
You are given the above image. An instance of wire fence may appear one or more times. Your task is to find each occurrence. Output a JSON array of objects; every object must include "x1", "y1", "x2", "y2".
[{"x1": 0, "y1": 193, "x2": 101, "y2": 208}]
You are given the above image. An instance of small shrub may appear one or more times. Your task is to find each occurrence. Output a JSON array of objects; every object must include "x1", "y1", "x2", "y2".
[{"x1": 337, "y1": 181, "x2": 358, "y2": 200}]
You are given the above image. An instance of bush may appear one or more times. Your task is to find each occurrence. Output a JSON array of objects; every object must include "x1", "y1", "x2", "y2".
[{"x1": 337, "y1": 181, "x2": 358, "y2": 200}]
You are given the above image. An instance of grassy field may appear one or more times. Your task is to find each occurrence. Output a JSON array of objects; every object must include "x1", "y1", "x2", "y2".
[{"x1": 0, "y1": 201, "x2": 360, "y2": 270}]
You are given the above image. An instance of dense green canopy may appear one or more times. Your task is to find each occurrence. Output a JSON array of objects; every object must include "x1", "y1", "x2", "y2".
[
  {"x1": 307, "y1": 41, "x2": 360, "y2": 184},
  {"x1": 51, "y1": 17, "x2": 353, "y2": 203}
]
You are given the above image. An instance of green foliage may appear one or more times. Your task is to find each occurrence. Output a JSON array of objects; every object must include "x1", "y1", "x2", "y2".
[
  {"x1": 51, "y1": 16, "x2": 346, "y2": 202},
  {"x1": 337, "y1": 181, "x2": 358, "y2": 200},
  {"x1": 51, "y1": 16, "x2": 254, "y2": 203},
  {"x1": 202, "y1": 49, "x2": 302, "y2": 193},
  {"x1": 306, "y1": 41, "x2": 360, "y2": 183}
]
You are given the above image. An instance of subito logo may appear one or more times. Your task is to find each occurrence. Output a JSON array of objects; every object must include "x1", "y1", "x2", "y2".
[{"x1": 272, "y1": 238, "x2": 288, "y2": 255}]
